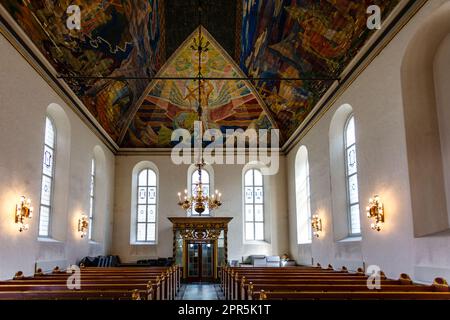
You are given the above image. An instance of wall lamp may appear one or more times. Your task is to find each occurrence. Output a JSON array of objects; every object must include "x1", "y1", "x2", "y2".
[
  {"x1": 78, "y1": 215, "x2": 89, "y2": 238},
  {"x1": 15, "y1": 196, "x2": 33, "y2": 232},
  {"x1": 311, "y1": 214, "x2": 322, "y2": 238},
  {"x1": 366, "y1": 195, "x2": 385, "y2": 231}
]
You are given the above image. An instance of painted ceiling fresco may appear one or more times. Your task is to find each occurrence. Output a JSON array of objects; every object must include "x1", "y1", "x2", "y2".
[
  {"x1": 122, "y1": 28, "x2": 272, "y2": 148},
  {"x1": 240, "y1": 0, "x2": 400, "y2": 138},
  {"x1": 1, "y1": 0, "x2": 164, "y2": 142},
  {"x1": 1, "y1": 0, "x2": 403, "y2": 148}
]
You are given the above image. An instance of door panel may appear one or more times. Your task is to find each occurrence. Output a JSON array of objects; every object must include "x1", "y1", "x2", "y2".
[{"x1": 187, "y1": 241, "x2": 214, "y2": 282}]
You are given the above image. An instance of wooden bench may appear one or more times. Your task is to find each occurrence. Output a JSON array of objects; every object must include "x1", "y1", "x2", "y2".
[
  {"x1": 0, "y1": 265, "x2": 181, "y2": 300},
  {"x1": 256, "y1": 290, "x2": 450, "y2": 300},
  {"x1": 220, "y1": 264, "x2": 450, "y2": 301}
]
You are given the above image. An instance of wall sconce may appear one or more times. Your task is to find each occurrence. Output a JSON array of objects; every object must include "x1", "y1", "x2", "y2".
[
  {"x1": 78, "y1": 215, "x2": 89, "y2": 238},
  {"x1": 366, "y1": 195, "x2": 385, "y2": 231},
  {"x1": 15, "y1": 196, "x2": 33, "y2": 232},
  {"x1": 311, "y1": 214, "x2": 322, "y2": 238}
]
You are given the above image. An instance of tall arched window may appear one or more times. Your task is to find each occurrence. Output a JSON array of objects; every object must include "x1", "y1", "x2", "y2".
[
  {"x1": 136, "y1": 169, "x2": 158, "y2": 242},
  {"x1": 88, "y1": 158, "x2": 96, "y2": 240},
  {"x1": 295, "y1": 146, "x2": 312, "y2": 244},
  {"x1": 191, "y1": 169, "x2": 210, "y2": 216},
  {"x1": 344, "y1": 115, "x2": 361, "y2": 235},
  {"x1": 244, "y1": 168, "x2": 264, "y2": 241},
  {"x1": 38, "y1": 116, "x2": 56, "y2": 237}
]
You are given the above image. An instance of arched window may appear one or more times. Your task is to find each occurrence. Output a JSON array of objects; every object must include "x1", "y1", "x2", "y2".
[
  {"x1": 88, "y1": 158, "x2": 96, "y2": 240},
  {"x1": 344, "y1": 115, "x2": 361, "y2": 236},
  {"x1": 244, "y1": 168, "x2": 264, "y2": 241},
  {"x1": 185, "y1": 163, "x2": 215, "y2": 217},
  {"x1": 38, "y1": 116, "x2": 56, "y2": 237},
  {"x1": 136, "y1": 169, "x2": 158, "y2": 242},
  {"x1": 295, "y1": 146, "x2": 312, "y2": 244}
]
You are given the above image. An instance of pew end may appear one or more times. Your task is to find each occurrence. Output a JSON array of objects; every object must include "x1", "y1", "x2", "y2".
[
  {"x1": 259, "y1": 290, "x2": 267, "y2": 300},
  {"x1": 52, "y1": 266, "x2": 63, "y2": 274},
  {"x1": 399, "y1": 273, "x2": 413, "y2": 285},
  {"x1": 34, "y1": 268, "x2": 44, "y2": 276},
  {"x1": 432, "y1": 278, "x2": 449, "y2": 292},
  {"x1": 131, "y1": 289, "x2": 141, "y2": 300}
]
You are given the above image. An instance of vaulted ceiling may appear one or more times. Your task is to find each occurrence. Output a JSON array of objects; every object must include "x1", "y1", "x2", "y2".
[{"x1": 1, "y1": 0, "x2": 401, "y2": 149}]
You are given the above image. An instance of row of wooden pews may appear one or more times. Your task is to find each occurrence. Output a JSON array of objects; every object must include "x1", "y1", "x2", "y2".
[
  {"x1": 221, "y1": 264, "x2": 450, "y2": 300},
  {"x1": 0, "y1": 265, "x2": 181, "y2": 300}
]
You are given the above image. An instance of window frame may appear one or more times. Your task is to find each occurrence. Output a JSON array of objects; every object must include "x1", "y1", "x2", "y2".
[
  {"x1": 38, "y1": 116, "x2": 56, "y2": 238},
  {"x1": 295, "y1": 146, "x2": 313, "y2": 244},
  {"x1": 88, "y1": 158, "x2": 96, "y2": 240},
  {"x1": 244, "y1": 168, "x2": 265, "y2": 242},
  {"x1": 344, "y1": 115, "x2": 361, "y2": 237},
  {"x1": 135, "y1": 168, "x2": 158, "y2": 243}
]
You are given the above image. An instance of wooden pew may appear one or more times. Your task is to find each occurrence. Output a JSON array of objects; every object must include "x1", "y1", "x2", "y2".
[
  {"x1": 222, "y1": 265, "x2": 450, "y2": 301},
  {"x1": 256, "y1": 290, "x2": 450, "y2": 300},
  {"x1": 0, "y1": 289, "x2": 143, "y2": 300},
  {"x1": 224, "y1": 266, "x2": 372, "y2": 300},
  {"x1": 0, "y1": 265, "x2": 181, "y2": 300}
]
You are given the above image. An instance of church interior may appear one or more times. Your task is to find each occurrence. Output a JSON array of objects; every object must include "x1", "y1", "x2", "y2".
[{"x1": 1, "y1": 0, "x2": 450, "y2": 301}]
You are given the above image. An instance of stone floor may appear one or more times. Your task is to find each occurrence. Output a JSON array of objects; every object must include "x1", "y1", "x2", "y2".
[{"x1": 177, "y1": 283, "x2": 224, "y2": 300}]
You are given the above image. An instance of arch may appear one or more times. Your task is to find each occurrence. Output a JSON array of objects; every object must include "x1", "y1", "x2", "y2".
[
  {"x1": 329, "y1": 104, "x2": 361, "y2": 240},
  {"x1": 38, "y1": 103, "x2": 71, "y2": 240},
  {"x1": 130, "y1": 161, "x2": 159, "y2": 244},
  {"x1": 401, "y1": 2, "x2": 450, "y2": 236},
  {"x1": 295, "y1": 145, "x2": 312, "y2": 244}
]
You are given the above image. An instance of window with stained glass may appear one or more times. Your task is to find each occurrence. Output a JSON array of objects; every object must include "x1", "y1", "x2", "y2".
[
  {"x1": 88, "y1": 158, "x2": 95, "y2": 240},
  {"x1": 38, "y1": 117, "x2": 55, "y2": 237},
  {"x1": 244, "y1": 168, "x2": 264, "y2": 241},
  {"x1": 345, "y1": 116, "x2": 361, "y2": 235},
  {"x1": 136, "y1": 169, "x2": 157, "y2": 242}
]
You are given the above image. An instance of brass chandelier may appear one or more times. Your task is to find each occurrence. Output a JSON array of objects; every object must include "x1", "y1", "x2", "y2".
[{"x1": 176, "y1": 22, "x2": 223, "y2": 215}]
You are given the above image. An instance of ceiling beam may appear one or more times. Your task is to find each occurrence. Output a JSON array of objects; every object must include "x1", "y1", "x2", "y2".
[{"x1": 57, "y1": 75, "x2": 340, "y2": 82}]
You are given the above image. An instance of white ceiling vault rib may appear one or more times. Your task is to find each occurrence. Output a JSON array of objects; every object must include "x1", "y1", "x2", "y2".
[{"x1": 282, "y1": 0, "x2": 427, "y2": 154}]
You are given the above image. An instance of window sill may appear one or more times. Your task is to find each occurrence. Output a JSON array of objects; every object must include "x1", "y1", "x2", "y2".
[
  {"x1": 130, "y1": 242, "x2": 158, "y2": 246},
  {"x1": 298, "y1": 241, "x2": 312, "y2": 245},
  {"x1": 244, "y1": 240, "x2": 270, "y2": 245},
  {"x1": 337, "y1": 236, "x2": 362, "y2": 243},
  {"x1": 37, "y1": 237, "x2": 62, "y2": 243},
  {"x1": 89, "y1": 240, "x2": 101, "y2": 245}
]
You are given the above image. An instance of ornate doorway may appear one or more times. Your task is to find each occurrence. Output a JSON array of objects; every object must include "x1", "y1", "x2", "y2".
[{"x1": 168, "y1": 217, "x2": 232, "y2": 283}]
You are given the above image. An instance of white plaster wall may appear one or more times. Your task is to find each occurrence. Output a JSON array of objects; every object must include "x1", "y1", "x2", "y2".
[
  {"x1": 0, "y1": 34, "x2": 115, "y2": 280},
  {"x1": 287, "y1": 0, "x2": 450, "y2": 282},
  {"x1": 112, "y1": 155, "x2": 289, "y2": 263}
]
